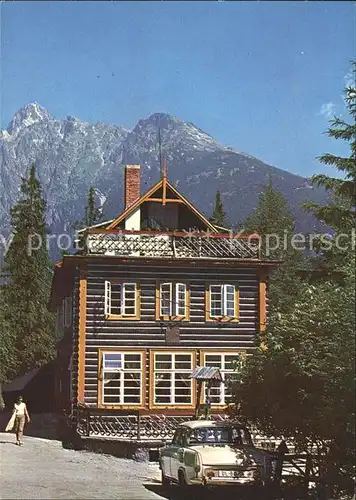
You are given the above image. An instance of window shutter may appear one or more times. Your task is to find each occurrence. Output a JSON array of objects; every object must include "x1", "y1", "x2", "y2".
[
  {"x1": 210, "y1": 284, "x2": 222, "y2": 317},
  {"x1": 160, "y1": 282, "x2": 172, "y2": 317},
  {"x1": 104, "y1": 281, "x2": 111, "y2": 316},
  {"x1": 175, "y1": 283, "x2": 186, "y2": 316},
  {"x1": 121, "y1": 283, "x2": 125, "y2": 315},
  {"x1": 224, "y1": 284, "x2": 235, "y2": 316},
  {"x1": 122, "y1": 283, "x2": 136, "y2": 316}
]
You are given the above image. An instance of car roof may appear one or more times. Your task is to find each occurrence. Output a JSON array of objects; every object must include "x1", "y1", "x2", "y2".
[{"x1": 178, "y1": 420, "x2": 244, "y2": 430}]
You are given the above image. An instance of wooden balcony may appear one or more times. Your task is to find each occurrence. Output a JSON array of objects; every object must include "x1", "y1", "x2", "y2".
[{"x1": 79, "y1": 230, "x2": 260, "y2": 260}]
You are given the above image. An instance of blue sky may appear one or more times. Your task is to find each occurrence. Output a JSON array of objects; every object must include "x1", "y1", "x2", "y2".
[{"x1": 1, "y1": 1, "x2": 354, "y2": 178}]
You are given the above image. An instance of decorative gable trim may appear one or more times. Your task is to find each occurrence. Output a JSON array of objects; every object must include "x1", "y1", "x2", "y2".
[{"x1": 106, "y1": 178, "x2": 218, "y2": 232}]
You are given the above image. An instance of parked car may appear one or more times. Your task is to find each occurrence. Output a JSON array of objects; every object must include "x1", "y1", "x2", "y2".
[{"x1": 159, "y1": 420, "x2": 271, "y2": 488}]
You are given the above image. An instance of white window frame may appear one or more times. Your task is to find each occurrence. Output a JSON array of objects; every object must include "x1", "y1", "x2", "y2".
[
  {"x1": 209, "y1": 284, "x2": 236, "y2": 318},
  {"x1": 101, "y1": 351, "x2": 143, "y2": 406},
  {"x1": 160, "y1": 282, "x2": 172, "y2": 317},
  {"x1": 153, "y1": 352, "x2": 194, "y2": 406},
  {"x1": 159, "y1": 282, "x2": 187, "y2": 318},
  {"x1": 203, "y1": 352, "x2": 242, "y2": 405},
  {"x1": 175, "y1": 283, "x2": 186, "y2": 317},
  {"x1": 104, "y1": 281, "x2": 138, "y2": 318}
]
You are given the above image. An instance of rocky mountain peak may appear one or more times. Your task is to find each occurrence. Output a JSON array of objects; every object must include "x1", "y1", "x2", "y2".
[
  {"x1": 6, "y1": 103, "x2": 52, "y2": 136},
  {"x1": 0, "y1": 104, "x2": 329, "y2": 251},
  {"x1": 129, "y1": 112, "x2": 224, "y2": 154},
  {"x1": 132, "y1": 112, "x2": 180, "y2": 134}
]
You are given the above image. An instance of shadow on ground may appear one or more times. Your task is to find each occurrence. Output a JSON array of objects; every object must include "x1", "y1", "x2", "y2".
[
  {"x1": 144, "y1": 483, "x2": 267, "y2": 500},
  {"x1": 144, "y1": 481, "x2": 312, "y2": 500}
]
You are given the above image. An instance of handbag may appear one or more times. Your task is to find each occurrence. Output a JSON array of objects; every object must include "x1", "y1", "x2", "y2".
[{"x1": 5, "y1": 412, "x2": 16, "y2": 432}]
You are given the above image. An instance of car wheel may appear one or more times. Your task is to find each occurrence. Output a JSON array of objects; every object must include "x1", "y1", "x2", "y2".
[
  {"x1": 178, "y1": 470, "x2": 188, "y2": 489},
  {"x1": 178, "y1": 471, "x2": 201, "y2": 500},
  {"x1": 161, "y1": 470, "x2": 171, "y2": 489}
]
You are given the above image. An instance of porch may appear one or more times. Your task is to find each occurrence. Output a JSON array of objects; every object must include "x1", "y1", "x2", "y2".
[
  {"x1": 72, "y1": 406, "x2": 286, "y2": 452},
  {"x1": 75, "y1": 405, "x2": 229, "y2": 442}
]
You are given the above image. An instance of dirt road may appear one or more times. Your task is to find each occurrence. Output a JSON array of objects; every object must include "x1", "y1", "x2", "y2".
[{"x1": 0, "y1": 432, "x2": 163, "y2": 499}]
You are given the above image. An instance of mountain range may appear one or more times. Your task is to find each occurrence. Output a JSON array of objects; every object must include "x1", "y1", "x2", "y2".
[{"x1": 0, "y1": 103, "x2": 328, "y2": 253}]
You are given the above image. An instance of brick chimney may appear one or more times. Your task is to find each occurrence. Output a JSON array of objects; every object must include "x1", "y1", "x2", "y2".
[{"x1": 124, "y1": 165, "x2": 141, "y2": 209}]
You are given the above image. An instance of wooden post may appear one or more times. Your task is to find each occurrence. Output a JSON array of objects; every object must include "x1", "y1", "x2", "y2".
[
  {"x1": 303, "y1": 454, "x2": 312, "y2": 493},
  {"x1": 274, "y1": 440, "x2": 288, "y2": 482},
  {"x1": 274, "y1": 453, "x2": 284, "y2": 483},
  {"x1": 137, "y1": 412, "x2": 141, "y2": 441},
  {"x1": 86, "y1": 407, "x2": 90, "y2": 437},
  {"x1": 259, "y1": 270, "x2": 267, "y2": 334},
  {"x1": 194, "y1": 381, "x2": 203, "y2": 419},
  {"x1": 162, "y1": 159, "x2": 167, "y2": 206},
  {"x1": 78, "y1": 269, "x2": 87, "y2": 403},
  {"x1": 205, "y1": 381, "x2": 212, "y2": 420}
]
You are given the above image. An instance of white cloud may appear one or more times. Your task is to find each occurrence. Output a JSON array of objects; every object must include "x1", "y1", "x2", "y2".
[
  {"x1": 344, "y1": 69, "x2": 354, "y2": 88},
  {"x1": 319, "y1": 102, "x2": 337, "y2": 119},
  {"x1": 318, "y1": 69, "x2": 354, "y2": 120}
]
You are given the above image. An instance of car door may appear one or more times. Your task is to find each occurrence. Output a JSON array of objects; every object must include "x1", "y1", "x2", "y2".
[
  {"x1": 169, "y1": 428, "x2": 185, "y2": 480},
  {"x1": 161, "y1": 429, "x2": 181, "y2": 480},
  {"x1": 183, "y1": 449, "x2": 197, "y2": 482},
  {"x1": 160, "y1": 443, "x2": 172, "y2": 479},
  {"x1": 184, "y1": 430, "x2": 199, "y2": 482}
]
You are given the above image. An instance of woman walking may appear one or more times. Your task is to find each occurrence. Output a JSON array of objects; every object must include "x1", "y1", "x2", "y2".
[{"x1": 13, "y1": 396, "x2": 30, "y2": 446}]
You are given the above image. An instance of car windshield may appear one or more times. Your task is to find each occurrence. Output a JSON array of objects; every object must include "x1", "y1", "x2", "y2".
[{"x1": 188, "y1": 426, "x2": 252, "y2": 446}]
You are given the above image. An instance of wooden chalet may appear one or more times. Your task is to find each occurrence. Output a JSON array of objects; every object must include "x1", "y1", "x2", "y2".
[{"x1": 49, "y1": 164, "x2": 280, "y2": 444}]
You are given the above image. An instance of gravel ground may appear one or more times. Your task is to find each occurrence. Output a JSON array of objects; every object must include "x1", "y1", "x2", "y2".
[{"x1": 0, "y1": 432, "x2": 164, "y2": 500}]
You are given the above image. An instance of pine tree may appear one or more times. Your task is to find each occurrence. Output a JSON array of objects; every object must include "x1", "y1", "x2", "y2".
[
  {"x1": 243, "y1": 178, "x2": 304, "y2": 312},
  {"x1": 304, "y1": 65, "x2": 356, "y2": 273},
  {"x1": 1, "y1": 164, "x2": 55, "y2": 379},
  {"x1": 304, "y1": 67, "x2": 355, "y2": 232},
  {"x1": 244, "y1": 177, "x2": 295, "y2": 259},
  {"x1": 84, "y1": 187, "x2": 102, "y2": 227},
  {"x1": 0, "y1": 293, "x2": 14, "y2": 410},
  {"x1": 233, "y1": 73, "x2": 356, "y2": 497},
  {"x1": 209, "y1": 191, "x2": 227, "y2": 228},
  {"x1": 72, "y1": 187, "x2": 103, "y2": 255},
  {"x1": 74, "y1": 187, "x2": 103, "y2": 230}
]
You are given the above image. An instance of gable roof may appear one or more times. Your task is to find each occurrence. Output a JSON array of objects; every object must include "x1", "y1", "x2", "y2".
[{"x1": 106, "y1": 177, "x2": 218, "y2": 232}]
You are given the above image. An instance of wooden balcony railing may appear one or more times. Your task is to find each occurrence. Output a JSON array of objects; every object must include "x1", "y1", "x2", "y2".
[
  {"x1": 78, "y1": 230, "x2": 260, "y2": 259},
  {"x1": 75, "y1": 406, "x2": 228, "y2": 441}
]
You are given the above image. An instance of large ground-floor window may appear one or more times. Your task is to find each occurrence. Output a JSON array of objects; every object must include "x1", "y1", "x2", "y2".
[
  {"x1": 100, "y1": 350, "x2": 144, "y2": 406},
  {"x1": 97, "y1": 348, "x2": 244, "y2": 408},
  {"x1": 202, "y1": 352, "x2": 243, "y2": 405},
  {"x1": 152, "y1": 351, "x2": 194, "y2": 406}
]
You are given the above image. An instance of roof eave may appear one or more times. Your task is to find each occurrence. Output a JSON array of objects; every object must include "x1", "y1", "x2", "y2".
[{"x1": 56, "y1": 254, "x2": 283, "y2": 267}]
